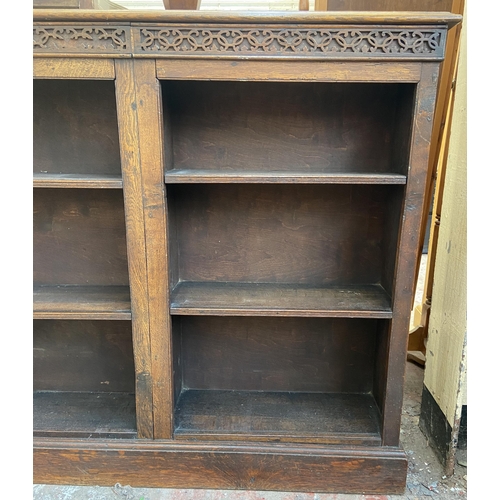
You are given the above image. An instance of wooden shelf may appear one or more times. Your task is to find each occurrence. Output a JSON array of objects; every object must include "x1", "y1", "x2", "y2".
[
  {"x1": 174, "y1": 390, "x2": 381, "y2": 446},
  {"x1": 33, "y1": 285, "x2": 131, "y2": 320},
  {"x1": 165, "y1": 170, "x2": 407, "y2": 185},
  {"x1": 33, "y1": 391, "x2": 136, "y2": 439},
  {"x1": 170, "y1": 282, "x2": 392, "y2": 318},
  {"x1": 33, "y1": 173, "x2": 123, "y2": 189}
]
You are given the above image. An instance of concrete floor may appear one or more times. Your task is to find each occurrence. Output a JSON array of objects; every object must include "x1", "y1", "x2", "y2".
[{"x1": 33, "y1": 256, "x2": 468, "y2": 499}]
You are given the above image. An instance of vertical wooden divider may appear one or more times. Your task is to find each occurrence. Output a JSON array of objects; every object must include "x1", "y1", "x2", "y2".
[
  {"x1": 133, "y1": 59, "x2": 173, "y2": 439},
  {"x1": 115, "y1": 58, "x2": 172, "y2": 439},
  {"x1": 381, "y1": 62, "x2": 440, "y2": 446}
]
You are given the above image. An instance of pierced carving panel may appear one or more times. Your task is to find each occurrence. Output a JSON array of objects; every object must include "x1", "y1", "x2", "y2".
[
  {"x1": 33, "y1": 26, "x2": 129, "y2": 53},
  {"x1": 136, "y1": 27, "x2": 446, "y2": 58}
]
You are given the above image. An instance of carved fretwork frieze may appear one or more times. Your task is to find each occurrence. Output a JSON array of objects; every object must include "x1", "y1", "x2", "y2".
[
  {"x1": 135, "y1": 26, "x2": 446, "y2": 58},
  {"x1": 33, "y1": 26, "x2": 129, "y2": 53},
  {"x1": 33, "y1": 24, "x2": 446, "y2": 59}
]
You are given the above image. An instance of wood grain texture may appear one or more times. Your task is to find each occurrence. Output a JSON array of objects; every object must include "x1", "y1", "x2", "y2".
[
  {"x1": 33, "y1": 79, "x2": 121, "y2": 176},
  {"x1": 156, "y1": 60, "x2": 422, "y2": 82},
  {"x1": 33, "y1": 173, "x2": 123, "y2": 189},
  {"x1": 175, "y1": 390, "x2": 381, "y2": 445},
  {"x1": 168, "y1": 184, "x2": 392, "y2": 286},
  {"x1": 175, "y1": 316, "x2": 377, "y2": 393},
  {"x1": 33, "y1": 9, "x2": 461, "y2": 27},
  {"x1": 33, "y1": 438, "x2": 408, "y2": 494},
  {"x1": 165, "y1": 170, "x2": 406, "y2": 184},
  {"x1": 33, "y1": 189, "x2": 129, "y2": 287},
  {"x1": 115, "y1": 59, "x2": 154, "y2": 439},
  {"x1": 131, "y1": 59, "x2": 173, "y2": 439},
  {"x1": 34, "y1": 392, "x2": 136, "y2": 439},
  {"x1": 34, "y1": 319, "x2": 135, "y2": 393},
  {"x1": 163, "y1": 81, "x2": 412, "y2": 175},
  {"x1": 32, "y1": 9, "x2": 455, "y2": 492},
  {"x1": 170, "y1": 282, "x2": 392, "y2": 318},
  {"x1": 381, "y1": 63, "x2": 441, "y2": 446},
  {"x1": 33, "y1": 57, "x2": 115, "y2": 79},
  {"x1": 33, "y1": 285, "x2": 131, "y2": 320}
]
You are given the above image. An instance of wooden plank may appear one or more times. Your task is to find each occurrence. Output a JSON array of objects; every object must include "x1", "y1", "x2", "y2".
[
  {"x1": 114, "y1": 59, "x2": 154, "y2": 439},
  {"x1": 380, "y1": 62, "x2": 441, "y2": 446},
  {"x1": 132, "y1": 59, "x2": 173, "y2": 439},
  {"x1": 171, "y1": 282, "x2": 392, "y2": 318},
  {"x1": 33, "y1": 173, "x2": 122, "y2": 189},
  {"x1": 165, "y1": 170, "x2": 407, "y2": 185},
  {"x1": 33, "y1": 10, "x2": 461, "y2": 26},
  {"x1": 33, "y1": 57, "x2": 115, "y2": 79},
  {"x1": 33, "y1": 437, "x2": 408, "y2": 494},
  {"x1": 156, "y1": 59, "x2": 421, "y2": 82},
  {"x1": 34, "y1": 392, "x2": 136, "y2": 439},
  {"x1": 174, "y1": 390, "x2": 381, "y2": 446},
  {"x1": 33, "y1": 285, "x2": 131, "y2": 320}
]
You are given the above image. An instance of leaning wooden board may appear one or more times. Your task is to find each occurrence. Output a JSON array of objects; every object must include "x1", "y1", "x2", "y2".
[{"x1": 33, "y1": 9, "x2": 461, "y2": 494}]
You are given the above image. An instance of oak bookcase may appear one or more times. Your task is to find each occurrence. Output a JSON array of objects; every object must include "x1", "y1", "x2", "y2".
[{"x1": 33, "y1": 9, "x2": 461, "y2": 494}]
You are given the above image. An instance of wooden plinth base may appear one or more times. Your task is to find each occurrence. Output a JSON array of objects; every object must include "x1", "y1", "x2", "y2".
[{"x1": 34, "y1": 437, "x2": 408, "y2": 494}]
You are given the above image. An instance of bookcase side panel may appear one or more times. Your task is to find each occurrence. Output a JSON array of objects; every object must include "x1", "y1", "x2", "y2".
[{"x1": 381, "y1": 62, "x2": 441, "y2": 446}]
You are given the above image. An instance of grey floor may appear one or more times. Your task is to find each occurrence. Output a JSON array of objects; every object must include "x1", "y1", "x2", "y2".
[{"x1": 33, "y1": 256, "x2": 468, "y2": 499}]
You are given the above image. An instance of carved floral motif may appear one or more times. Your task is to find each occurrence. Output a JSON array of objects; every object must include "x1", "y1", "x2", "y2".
[
  {"x1": 138, "y1": 27, "x2": 444, "y2": 57},
  {"x1": 33, "y1": 27, "x2": 128, "y2": 52}
]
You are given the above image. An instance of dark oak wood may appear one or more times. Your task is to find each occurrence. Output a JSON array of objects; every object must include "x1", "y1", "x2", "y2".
[
  {"x1": 33, "y1": 189, "x2": 129, "y2": 287},
  {"x1": 33, "y1": 9, "x2": 458, "y2": 494},
  {"x1": 32, "y1": 9, "x2": 462, "y2": 27},
  {"x1": 168, "y1": 184, "x2": 395, "y2": 287},
  {"x1": 175, "y1": 390, "x2": 381, "y2": 446},
  {"x1": 115, "y1": 59, "x2": 155, "y2": 439},
  {"x1": 33, "y1": 173, "x2": 123, "y2": 189},
  {"x1": 380, "y1": 63, "x2": 441, "y2": 446},
  {"x1": 33, "y1": 285, "x2": 131, "y2": 320},
  {"x1": 163, "y1": 81, "x2": 414, "y2": 175},
  {"x1": 170, "y1": 282, "x2": 392, "y2": 318},
  {"x1": 34, "y1": 319, "x2": 135, "y2": 393},
  {"x1": 165, "y1": 170, "x2": 407, "y2": 184},
  {"x1": 33, "y1": 438, "x2": 408, "y2": 494},
  {"x1": 34, "y1": 392, "x2": 136, "y2": 439},
  {"x1": 156, "y1": 60, "x2": 423, "y2": 82},
  {"x1": 174, "y1": 316, "x2": 377, "y2": 393},
  {"x1": 130, "y1": 59, "x2": 173, "y2": 439},
  {"x1": 33, "y1": 79, "x2": 121, "y2": 177},
  {"x1": 33, "y1": 58, "x2": 115, "y2": 79}
]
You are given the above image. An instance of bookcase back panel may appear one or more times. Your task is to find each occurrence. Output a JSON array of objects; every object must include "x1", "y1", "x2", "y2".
[
  {"x1": 169, "y1": 184, "x2": 394, "y2": 286},
  {"x1": 174, "y1": 316, "x2": 377, "y2": 393},
  {"x1": 33, "y1": 320, "x2": 135, "y2": 393},
  {"x1": 33, "y1": 80, "x2": 121, "y2": 176},
  {"x1": 33, "y1": 189, "x2": 130, "y2": 286},
  {"x1": 162, "y1": 81, "x2": 414, "y2": 174}
]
